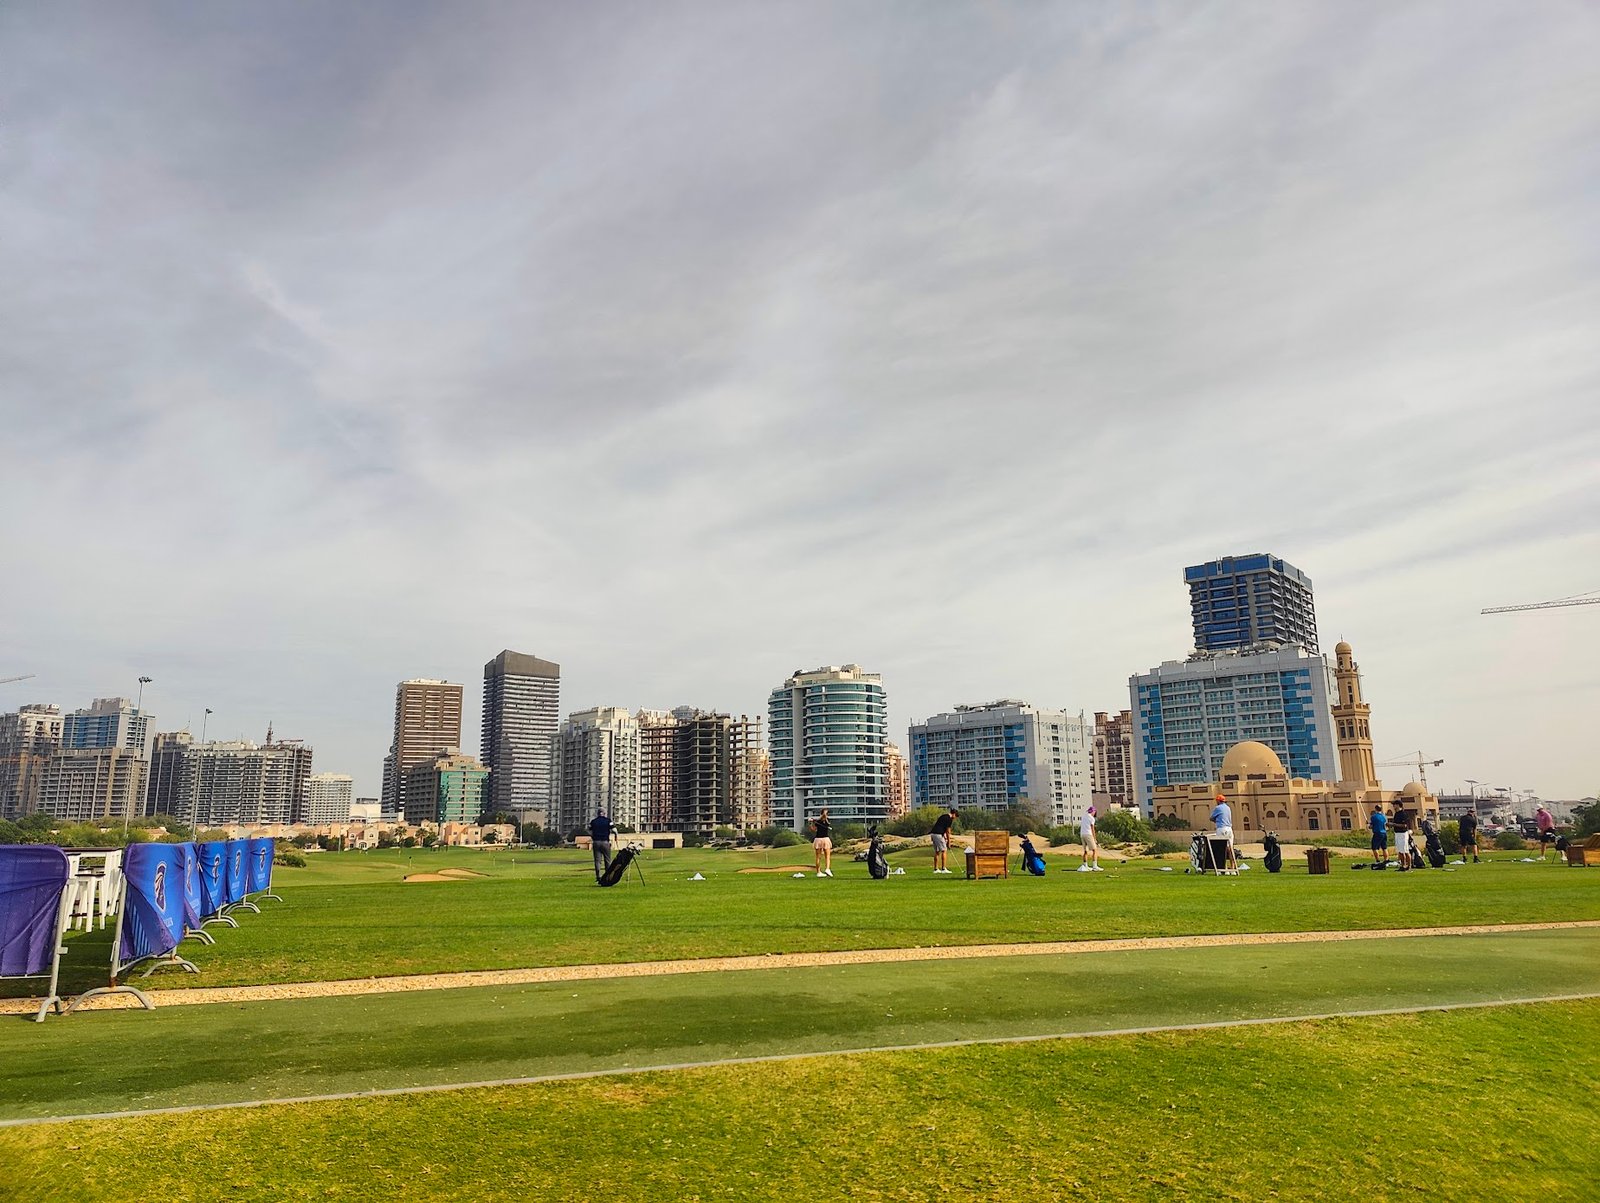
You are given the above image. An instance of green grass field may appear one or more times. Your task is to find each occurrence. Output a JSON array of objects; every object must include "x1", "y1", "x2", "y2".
[
  {"x1": 11, "y1": 846, "x2": 1597, "y2": 998},
  {"x1": 4, "y1": 846, "x2": 1597, "y2": 1201},
  {"x1": 3, "y1": 1000, "x2": 1595, "y2": 1202}
]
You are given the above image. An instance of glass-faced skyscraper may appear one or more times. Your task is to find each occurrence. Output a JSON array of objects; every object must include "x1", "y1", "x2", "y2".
[
  {"x1": 767, "y1": 664, "x2": 887, "y2": 830},
  {"x1": 481, "y1": 650, "x2": 560, "y2": 826},
  {"x1": 1185, "y1": 553, "x2": 1318, "y2": 653}
]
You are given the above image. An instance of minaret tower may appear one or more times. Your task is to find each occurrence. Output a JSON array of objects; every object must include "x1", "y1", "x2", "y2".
[{"x1": 1332, "y1": 641, "x2": 1378, "y2": 788}]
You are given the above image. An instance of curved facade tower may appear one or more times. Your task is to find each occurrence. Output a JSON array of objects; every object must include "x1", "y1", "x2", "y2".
[{"x1": 767, "y1": 664, "x2": 887, "y2": 830}]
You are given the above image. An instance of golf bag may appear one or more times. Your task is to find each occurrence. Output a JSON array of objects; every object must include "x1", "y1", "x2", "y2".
[
  {"x1": 1020, "y1": 836, "x2": 1047, "y2": 876},
  {"x1": 1422, "y1": 821, "x2": 1446, "y2": 869},
  {"x1": 866, "y1": 826, "x2": 889, "y2": 880},
  {"x1": 597, "y1": 845, "x2": 638, "y2": 887},
  {"x1": 1262, "y1": 832, "x2": 1283, "y2": 873}
]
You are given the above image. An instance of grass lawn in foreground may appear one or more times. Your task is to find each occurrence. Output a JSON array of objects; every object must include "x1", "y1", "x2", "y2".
[
  {"x1": 3, "y1": 999, "x2": 1595, "y2": 1202},
  {"x1": 2, "y1": 928, "x2": 1595, "y2": 1121},
  {"x1": 12, "y1": 847, "x2": 1597, "y2": 997}
]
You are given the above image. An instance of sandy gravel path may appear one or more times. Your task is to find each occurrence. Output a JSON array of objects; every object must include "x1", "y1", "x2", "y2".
[{"x1": 10, "y1": 920, "x2": 1596, "y2": 1014}]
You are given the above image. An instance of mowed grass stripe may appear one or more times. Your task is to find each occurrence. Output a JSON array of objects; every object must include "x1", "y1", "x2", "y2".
[
  {"x1": 15, "y1": 847, "x2": 1597, "y2": 998},
  {"x1": 3, "y1": 1001, "x2": 1595, "y2": 1203},
  {"x1": 3, "y1": 928, "x2": 1596, "y2": 1122}
]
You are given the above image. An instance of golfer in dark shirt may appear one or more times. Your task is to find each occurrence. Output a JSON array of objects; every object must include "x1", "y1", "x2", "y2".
[
  {"x1": 1392, "y1": 805, "x2": 1413, "y2": 870},
  {"x1": 930, "y1": 808, "x2": 957, "y2": 874},
  {"x1": 1459, "y1": 812, "x2": 1479, "y2": 863},
  {"x1": 589, "y1": 812, "x2": 614, "y2": 881}
]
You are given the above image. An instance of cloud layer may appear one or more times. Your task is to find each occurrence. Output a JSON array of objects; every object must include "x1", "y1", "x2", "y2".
[{"x1": 3, "y1": 2, "x2": 1597, "y2": 798}]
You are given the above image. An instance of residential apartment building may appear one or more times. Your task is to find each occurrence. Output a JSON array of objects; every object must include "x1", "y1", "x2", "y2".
[
  {"x1": 145, "y1": 730, "x2": 193, "y2": 816},
  {"x1": 481, "y1": 650, "x2": 560, "y2": 827},
  {"x1": 768, "y1": 665, "x2": 888, "y2": 830},
  {"x1": 0, "y1": 704, "x2": 62, "y2": 819},
  {"x1": 301, "y1": 772, "x2": 355, "y2": 825},
  {"x1": 629, "y1": 707, "x2": 764, "y2": 837},
  {"x1": 1092, "y1": 710, "x2": 1136, "y2": 808},
  {"x1": 1185, "y1": 553, "x2": 1319, "y2": 653},
  {"x1": 381, "y1": 679, "x2": 463, "y2": 820},
  {"x1": 909, "y1": 701, "x2": 1092, "y2": 825},
  {"x1": 35, "y1": 747, "x2": 146, "y2": 823},
  {"x1": 175, "y1": 738, "x2": 315, "y2": 828},
  {"x1": 405, "y1": 751, "x2": 489, "y2": 825},
  {"x1": 1130, "y1": 645, "x2": 1338, "y2": 814},
  {"x1": 62, "y1": 696, "x2": 153, "y2": 759},
  {"x1": 884, "y1": 742, "x2": 910, "y2": 820},
  {"x1": 553, "y1": 707, "x2": 642, "y2": 836}
]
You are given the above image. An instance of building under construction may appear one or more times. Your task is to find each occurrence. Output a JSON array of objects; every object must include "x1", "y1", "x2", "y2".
[{"x1": 637, "y1": 708, "x2": 765, "y2": 837}]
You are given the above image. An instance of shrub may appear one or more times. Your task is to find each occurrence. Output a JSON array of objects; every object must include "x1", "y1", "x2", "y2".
[
  {"x1": 1152, "y1": 813, "x2": 1189, "y2": 831},
  {"x1": 833, "y1": 822, "x2": 867, "y2": 844},
  {"x1": 1438, "y1": 821, "x2": 1461, "y2": 856},
  {"x1": 887, "y1": 807, "x2": 948, "y2": 838},
  {"x1": 1046, "y1": 826, "x2": 1081, "y2": 847},
  {"x1": 1144, "y1": 837, "x2": 1185, "y2": 856},
  {"x1": 1494, "y1": 830, "x2": 1526, "y2": 850},
  {"x1": 1308, "y1": 831, "x2": 1372, "y2": 849},
  {"x1": 275, "y1": 851, "x2": 308, "y2": 868},
  {"x1": 1576, "y1": 803, "x2": 1600, "y2": 838},
  {"x1": 1095, "y1": 810, "x2": 1151, "y2": 844}
]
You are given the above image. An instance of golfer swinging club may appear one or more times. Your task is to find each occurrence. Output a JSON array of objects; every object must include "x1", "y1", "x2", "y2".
[{"x1": 1211, "y1": 794, "x2": 1236, "y2": 872}]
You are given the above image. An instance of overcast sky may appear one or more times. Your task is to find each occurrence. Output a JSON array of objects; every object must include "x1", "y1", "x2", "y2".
[{"x1": 3, "y1": 2, "x2": 1596, "y2": 801}]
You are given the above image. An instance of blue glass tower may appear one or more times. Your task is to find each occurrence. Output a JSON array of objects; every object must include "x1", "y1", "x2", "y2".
[{"x1": 1185, "y1": 554, "x2": 1318, "y2": 653}]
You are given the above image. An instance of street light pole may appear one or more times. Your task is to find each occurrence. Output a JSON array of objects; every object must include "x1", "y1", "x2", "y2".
[
  {"x1": 126, "y1": 676, "x2": 154, "y2": 837},
  {"x1": 191, "y1": 708, "x2": 212, "y2": 837}
]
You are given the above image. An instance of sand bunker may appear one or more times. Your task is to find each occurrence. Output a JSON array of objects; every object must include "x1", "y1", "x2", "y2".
[{"x1": 403, "y1": 868, "x2": 488, "y2": 883}]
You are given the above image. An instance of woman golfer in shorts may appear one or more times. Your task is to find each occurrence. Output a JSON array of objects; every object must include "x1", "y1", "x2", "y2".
[{"x1": 811, "y1": 808, "x2": 833, "y2": 877}]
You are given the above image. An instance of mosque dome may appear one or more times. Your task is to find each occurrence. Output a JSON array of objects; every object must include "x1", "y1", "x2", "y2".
[
  {"x1": 1335, "y1": 641, "x2": 1352, "y2": 656},
  {"x1": 1400, "y1": 781, "x2": 1426, "y2": 797},
  {"x1": 1220, "y1": 741, "x2": 1287, "y2": 781}
]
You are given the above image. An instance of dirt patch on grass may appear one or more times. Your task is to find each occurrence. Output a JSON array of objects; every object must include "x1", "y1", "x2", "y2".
[
  {"x1": 737, "y1": 866, "x2": 816, "y2": 874},
  {"x1": 18, "y1": 921, "x2": 1596, "y2": 1014}
]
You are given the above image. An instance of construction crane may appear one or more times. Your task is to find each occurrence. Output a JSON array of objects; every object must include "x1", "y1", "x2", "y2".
[
  {"x1": 1482, "y1": 590, "x2": 1600, "y2": 615},
  {"x1": 1376, "y1": 752, "x2": 1443, "y2": 791},
  {"x1": 0, "y1": 674, "x2": 35, "y2": 686}
]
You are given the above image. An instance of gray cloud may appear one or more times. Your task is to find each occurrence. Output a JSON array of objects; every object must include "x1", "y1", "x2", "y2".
[{"x1": 2, "y1": 2, "x2": 1597, "y2": 797}]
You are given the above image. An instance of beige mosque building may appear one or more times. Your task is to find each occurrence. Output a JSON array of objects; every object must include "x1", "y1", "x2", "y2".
[{"x1": 1149, "y1": 641, "x2": 1440, "y2": 837}]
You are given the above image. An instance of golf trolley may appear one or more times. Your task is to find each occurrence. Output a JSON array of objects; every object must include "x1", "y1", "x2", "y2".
[{"x1": 1188, "y1": 832, "x2": 1238, "y2": 875}]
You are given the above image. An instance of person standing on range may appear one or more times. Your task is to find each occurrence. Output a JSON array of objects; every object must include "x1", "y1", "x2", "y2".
[
  {"x1": 930, "y1": 807, "x2": 958, "y2": 874},
  {"x1": 1369, "y1": 805, "x2": 1389, "y2": 867},
  {"x1": 589, "y1": 810, "x2": 614, "y2": 882},
  {"x1": 1392, "y1": 799, "x2": 1414, "y2": 871},
  {"x1": 1535, "y1": 805, "x2": 1557, "y2": 861},
  {"x1": 1458, "y1": 810, "x2": 1480, "y2": 863},
  {"x1": 811, "y1": 808, "x2": 834, "y2": 878},
  {"x1": 1078, "y1": 805, "x2": 1102, "y2": 872}
]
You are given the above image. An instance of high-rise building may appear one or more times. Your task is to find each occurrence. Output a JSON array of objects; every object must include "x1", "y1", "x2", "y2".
[
  {"x1": 176, "y1": 738, "x2": 314, "y2": 828},
  {"x1": 617, "y1": 707, "x2": 763, "y2": 836},
  {"x1": 405, "y1": 750, "x2": 489, "y2": 825},
  {"x1": 768, "y1": 665, "x2": 888, "y2": 830},
  {"x1": 481, "y1": 651, "x2": 560, "y2": 826},
  {"x1": 62, "y1": 697, "x2": 153, "y2": 758},
  {"x1": 301, "y1": 773, "x2": 355, "y2": 825},
  {"x1": 908, "y1": 701, "x2": 1092, "y2": 825},
  {"x1": 35, "y1": 697, "x2": 155, "y2": 824},
  {"x1": 382, "y1": 679, "x2": 463, "y2": 819},
  {"x1": 884, "y1": 742, "x2": 910, "y2": 820},
  {"x1": 1092, "y1": 710, "x2": 1136, "y2": 808},
  {"x1": 35, "y1": 748, "x2": 146, "y2": 823},
  {"x1": 1130, "y1": 645, "x2": 1337, "y2": 814},
  {"x1": 1331, "y1": 641, "x2": 1379, "y2": 789},
  {"x1": 145, "y1": 730, "x2": 193, "y2": 817},
  {"x1": 0, "y1": 704, "x2": 62, "y2": 819},
  {"x1": 1185, "y1": 554, "x2": 1318, "y2": 653},
  {"x1": 553, "y1": 707, "x2": 642, "y2": 836}
]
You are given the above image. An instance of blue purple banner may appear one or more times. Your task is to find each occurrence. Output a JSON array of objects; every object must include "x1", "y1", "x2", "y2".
[
  {"x1": 0, "y1": 845, "x2": 69, "y2": 977},
  {"x1": 179, "y1": 843, "x2": 204, "y2": 932},
  {"x1": 120, "y1": 842, "x2": 186, "y2": 965},
  {"x1": 224, "y1": 840, "x2": 247, "y2": 906},
  {"x1": 195, "y1": 841, "x2": 227, "y2": 917},
  {"x1": 246, "y1": 837, "x2": 274, "y2": 894}
]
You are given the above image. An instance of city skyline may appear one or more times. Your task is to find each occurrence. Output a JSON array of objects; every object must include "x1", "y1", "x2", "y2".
[{"x1": 2, "y1": 5, "x2": 1596, "y2": 800}]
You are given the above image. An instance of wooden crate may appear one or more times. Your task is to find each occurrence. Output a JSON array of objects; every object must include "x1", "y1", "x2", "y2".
[
  {"x1": 972, "y1": 830, "x2": 1010, "y2": 879},
  {"x1": 1566, "y1": 835, "x2": 1600, "y2": 867}
]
